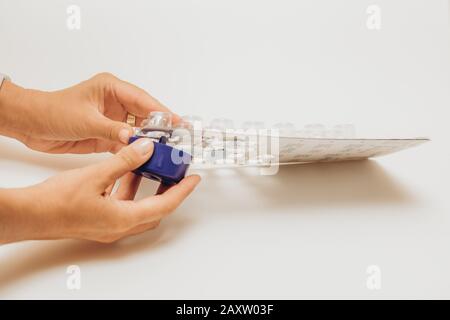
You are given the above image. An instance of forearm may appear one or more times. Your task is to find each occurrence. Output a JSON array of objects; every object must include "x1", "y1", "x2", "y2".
[
  {"x1": 0, "y1": 186, "x2": 48, "y2": 244},
  {"x1": 0, "y1": 80, "x2": 49, "y2": 142}
]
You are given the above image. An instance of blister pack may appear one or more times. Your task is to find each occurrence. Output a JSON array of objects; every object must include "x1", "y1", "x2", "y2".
[{"x1": 129, "y1": 112, "x2": 429, "y2": 185}]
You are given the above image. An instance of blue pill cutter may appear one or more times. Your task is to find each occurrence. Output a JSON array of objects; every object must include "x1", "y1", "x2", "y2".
[{"x1": 128, "y1": 135, "x2": 191, "y2": 186}]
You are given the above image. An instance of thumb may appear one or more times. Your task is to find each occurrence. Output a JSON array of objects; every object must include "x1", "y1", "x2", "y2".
[
  {"x1": 94, "y1": 138, "x2": 154, "y2": 187},
  {"x1": 91, "y1": 116, "x2": 134, "y2": 144}
]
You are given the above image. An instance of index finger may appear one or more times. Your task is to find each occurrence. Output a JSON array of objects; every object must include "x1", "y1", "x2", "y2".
[{"x1": 110, "y1": 76, "x2": 180, "y2": 123}]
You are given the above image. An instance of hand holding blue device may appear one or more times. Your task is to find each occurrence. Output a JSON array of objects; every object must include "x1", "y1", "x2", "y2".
[{"x1": 129, "y1": 112, "x2": 191, "y2": 186}]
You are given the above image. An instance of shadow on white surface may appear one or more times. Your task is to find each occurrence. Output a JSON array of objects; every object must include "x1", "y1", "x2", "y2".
[
  {"x1": 182, "y1": 160, "x2": 417, "y2": 214},
  {"x1": 0, "y1": 216, "x2": 194, "y2": 293}
]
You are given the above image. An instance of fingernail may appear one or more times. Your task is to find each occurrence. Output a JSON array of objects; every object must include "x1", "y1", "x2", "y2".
[
  {"x1": 119, "y1": 128, "x2": 131, "y2": 144},
  {"x1": 133, "y1": 138, "x2": 153, "y2": 155}
]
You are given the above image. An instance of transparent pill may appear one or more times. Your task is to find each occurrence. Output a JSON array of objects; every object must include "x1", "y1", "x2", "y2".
[{"x1": 147, "y1": 111, "x2": 172, "y2": 129}]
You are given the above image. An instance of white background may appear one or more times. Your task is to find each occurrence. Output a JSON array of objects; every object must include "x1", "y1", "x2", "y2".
[{"x1": 0, "y1": 0, "x2": 449, "y2": 299}]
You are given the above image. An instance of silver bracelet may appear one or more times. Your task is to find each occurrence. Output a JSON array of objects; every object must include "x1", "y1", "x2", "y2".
[{"x1": 0, "y1": 73, "x2": 11, "y2": 90}]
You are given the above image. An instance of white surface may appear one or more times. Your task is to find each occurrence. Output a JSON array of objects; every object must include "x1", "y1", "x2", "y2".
[{"x1": 0, "y1": 0, "x2": 449, "y2": 299}]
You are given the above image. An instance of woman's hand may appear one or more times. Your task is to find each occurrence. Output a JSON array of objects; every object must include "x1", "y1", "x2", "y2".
[
  {"x1": 0, "y1": 139, "x2": 201, "y2": 244},
  {"x1": 0, "y1": 72, "x2": 177, "y2": 154}
]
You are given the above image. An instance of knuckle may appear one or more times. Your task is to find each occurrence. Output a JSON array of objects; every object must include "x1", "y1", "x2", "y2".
[
  {"x1": 117, "y1": 148, "x2": 139, "y2": 170},
  {"x1": 95, "y1": 72, "x2": 116, "y2": 81},
  {"x1": 108, "y1": 124, "x2": 116, "y2": 141}
]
